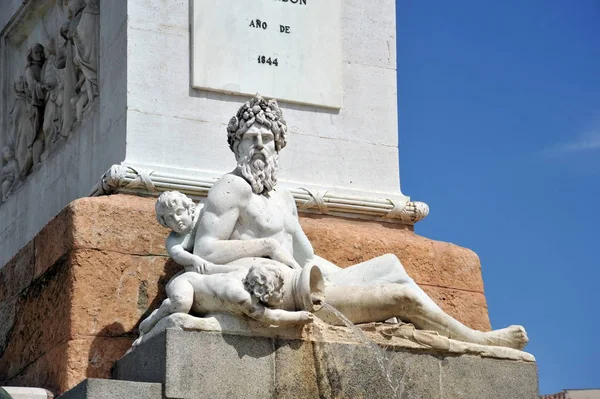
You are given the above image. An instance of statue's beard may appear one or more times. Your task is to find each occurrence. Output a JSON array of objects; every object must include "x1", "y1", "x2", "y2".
[{"x1": 237, "y1": 149, "x2": 278, "y2": 195}]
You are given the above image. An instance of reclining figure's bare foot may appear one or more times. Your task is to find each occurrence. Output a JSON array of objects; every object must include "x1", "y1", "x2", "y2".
[{"x1": 481, "y1": 325, "x2": 528, "y2": 350}]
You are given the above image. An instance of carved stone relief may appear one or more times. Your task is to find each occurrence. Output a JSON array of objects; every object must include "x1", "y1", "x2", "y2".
[{"x1": 0, "y1": 0, "x2": 99, "y2": 204}]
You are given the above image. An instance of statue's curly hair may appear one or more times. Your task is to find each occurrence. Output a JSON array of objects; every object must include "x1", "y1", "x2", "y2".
[
  {"x1": 227, "y1": 94, "x2": 287, "y2": 154},
  {"x1": 155, "y1": 191, "x2": 195, "y2": 228},
  {"x1": 243, "y1": 264, "x2": 285, "y2": 306}
]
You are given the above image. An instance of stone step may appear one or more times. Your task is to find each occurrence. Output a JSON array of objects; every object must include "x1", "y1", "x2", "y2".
[{"x1": 56, "y1": 379, "x2": 161, "y2": 399}]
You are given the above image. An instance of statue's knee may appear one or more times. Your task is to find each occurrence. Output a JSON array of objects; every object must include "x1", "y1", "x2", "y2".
[
  {"x1": 380, "y1": 253, "x2": 400, "y2": 264},
  {"x1": 389, "y1": 285, "x2": 421, "y2": 308},
  {"x1": 169, "y1": 294, "x2": 193, "y2": 313},
  {"x1": 389, "y1": 285, "x2": 409, "y2": 302},
  {"x1": 377, "y1": 254, "x2": 411, "y2": 282}
]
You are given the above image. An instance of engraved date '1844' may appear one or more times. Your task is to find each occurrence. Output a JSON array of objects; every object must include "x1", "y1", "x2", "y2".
[{"x1": 257, "y1": 55, "x2": 278, "y2": 66}]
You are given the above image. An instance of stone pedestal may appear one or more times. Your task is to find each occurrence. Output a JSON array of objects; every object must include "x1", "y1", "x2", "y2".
[
  {"x1": 108, "y1": 329, "x2": 538, "y2": 399},
  {"x1": 0, "y1": 194, "x2": 493, "y2": 395},
  {"x1": 57, "y1": 379, "x2": 161, "y2": 399}
]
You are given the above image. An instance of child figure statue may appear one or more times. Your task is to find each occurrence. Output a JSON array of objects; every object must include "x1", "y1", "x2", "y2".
[
  {"x1": 155, "y1": 191, "x2": 246, "y2": 275},
  {"x1": 133, "y1": 192, "x2": 315, "y2": 348}
]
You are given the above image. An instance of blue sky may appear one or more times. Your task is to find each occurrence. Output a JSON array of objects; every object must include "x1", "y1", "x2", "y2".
[{"x1": 396, "y1": 1, "x2": 599, "y2": 395}]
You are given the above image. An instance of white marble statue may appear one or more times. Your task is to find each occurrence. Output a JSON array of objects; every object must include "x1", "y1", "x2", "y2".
[
  {"x1": 143, "y1": 95, "x2": 528, "y2": 350},
  {"x1": 136, "y1": 262, "x2": 314, "y2": 340},
  {"x1": 134, "y1": 192, "x2": 317, "y2": 347},
  {"x1": 155, "y1": 191, "x2": 255, "y2": 276}
]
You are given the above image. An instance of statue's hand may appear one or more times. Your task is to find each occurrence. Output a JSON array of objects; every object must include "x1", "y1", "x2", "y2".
[
  {"x1": 188, "y1": 258, "x2": 208, "y2": 274},
  {"x1": 297, "y1": 311, "x2": 314, "y2": 324},
  {"x1": 269, "y1": 242, "x2": 301, "y2": 270},
  {"x1": 184, "y1": 263, "x2": 203, "y2": 274}
]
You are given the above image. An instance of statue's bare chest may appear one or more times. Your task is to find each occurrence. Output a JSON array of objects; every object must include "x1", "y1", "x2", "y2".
[{"x1": 237, "y1": 191, "x2": 292, "y2": 238}]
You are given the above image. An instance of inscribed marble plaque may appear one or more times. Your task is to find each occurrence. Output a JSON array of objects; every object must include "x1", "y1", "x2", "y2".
[{"x1": 191, "y1": 0, "x2": 342, "y2": 108}]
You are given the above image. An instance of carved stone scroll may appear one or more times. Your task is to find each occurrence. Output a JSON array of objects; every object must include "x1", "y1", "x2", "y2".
[{"x1": 90, "y1": 164, "x2": 430, "y2": 225}]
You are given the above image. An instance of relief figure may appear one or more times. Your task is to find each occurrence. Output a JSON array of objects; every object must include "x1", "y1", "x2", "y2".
[
  {"x1": 0, "y1": 146, "x2": 20, "y2": 202},
  {"x1": 71, "y1": 0, "x2": 99, "y2": 121},
  {"x1": 56, "y1": 0, "x2": 84, "y2": 135},
  {"x1": 10, "y1": 76, "x2": 33, "y2": 177},
  {"x1": 24, "y1": 43, "x2": 47, "y2": 174},
  {"x1": 42, "y1": 39, "x2": 64, "y2": 147},
  {"x1": 57, "y1": 0, "x2": 98, "y2": 128}
]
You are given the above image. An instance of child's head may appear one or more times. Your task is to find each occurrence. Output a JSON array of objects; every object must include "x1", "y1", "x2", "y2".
[
  {"x1": 155, "y1": 191, "x2": 196, "y2": 233},
  {"x1": 243, "y1": 264, "x2": 285, "y2": 306}
]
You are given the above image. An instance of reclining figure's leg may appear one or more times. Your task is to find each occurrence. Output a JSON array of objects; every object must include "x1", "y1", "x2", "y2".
[
  {"x1": 138, "y1": 276, "x2": 194, "y2": 334},
  {"x1": 317, "y1": 255, "x2": 528, "y2": 350}
]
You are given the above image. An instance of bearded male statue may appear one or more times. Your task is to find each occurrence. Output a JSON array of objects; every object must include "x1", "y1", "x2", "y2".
[{"x1": 189, "y1": 95, "x2": 528, "y2": 350}]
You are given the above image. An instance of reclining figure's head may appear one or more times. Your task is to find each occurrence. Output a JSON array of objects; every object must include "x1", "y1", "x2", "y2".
[{"x1": 227, "y1": 95, "x2": 288, "y2": 195}]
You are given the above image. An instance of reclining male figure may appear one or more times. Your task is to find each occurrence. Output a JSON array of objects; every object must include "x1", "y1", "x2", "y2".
[{"x1": 191, "y1": 95, "x2": 528, "y2": 350}]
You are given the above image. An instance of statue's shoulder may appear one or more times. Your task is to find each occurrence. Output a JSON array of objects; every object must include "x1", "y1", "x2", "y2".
[
  {"x1": 274, "y1": 186, "x2": 298, "y2": 215},
  {"x1": 206, "y1": 173, "x2": 253, "y2": 208},
  {"x1": 211, "y1": 173, "x2": 252, "y2": 194},
  {"x1": 165, "y1": 229, "x2": 185, "y2": 248},
  {"x1": 274, "y1": 186, "x2": 294, "y2": 202}
]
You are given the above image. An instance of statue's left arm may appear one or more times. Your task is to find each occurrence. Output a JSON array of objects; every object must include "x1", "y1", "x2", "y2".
[
  {"x1": 291, "y1": 215, "x2": 315, "y2": 268},
  {"x1": 285, "y1": 190, "x2": 343, "y2": 276}
]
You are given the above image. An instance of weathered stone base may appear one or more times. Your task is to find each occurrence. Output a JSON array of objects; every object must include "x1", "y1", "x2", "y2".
[
  {"x1": 133, "y1": 313, "x2": 534, "y2": 363},
  {"x1": 110, "y1": 329, "x2": 538, "y2": 399},
  {"x1": 0, "y1": 194, "x2": 493, "y2": 395},
  {"x1": 56, "y1": 378, "x2": 161, "y2": 399}
]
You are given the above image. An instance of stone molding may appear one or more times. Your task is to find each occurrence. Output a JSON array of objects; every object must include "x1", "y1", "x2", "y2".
[{"x1": 89, "y1": 165, "x2": 429, "y2": 224}]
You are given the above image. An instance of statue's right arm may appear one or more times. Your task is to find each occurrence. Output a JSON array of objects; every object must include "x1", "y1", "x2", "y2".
[
  {"x1": 166, "y1": 232, "x2": 207, "y2": 272},
  {"x1": 241, "y1": 297, "x2": 314, "y2": 325},
  {"x1": 248, "y1": 306, "x2": 313, "y2": 325},
  {"x1": 193, "y1": 175, "x2": 280, "y2": 264}
]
